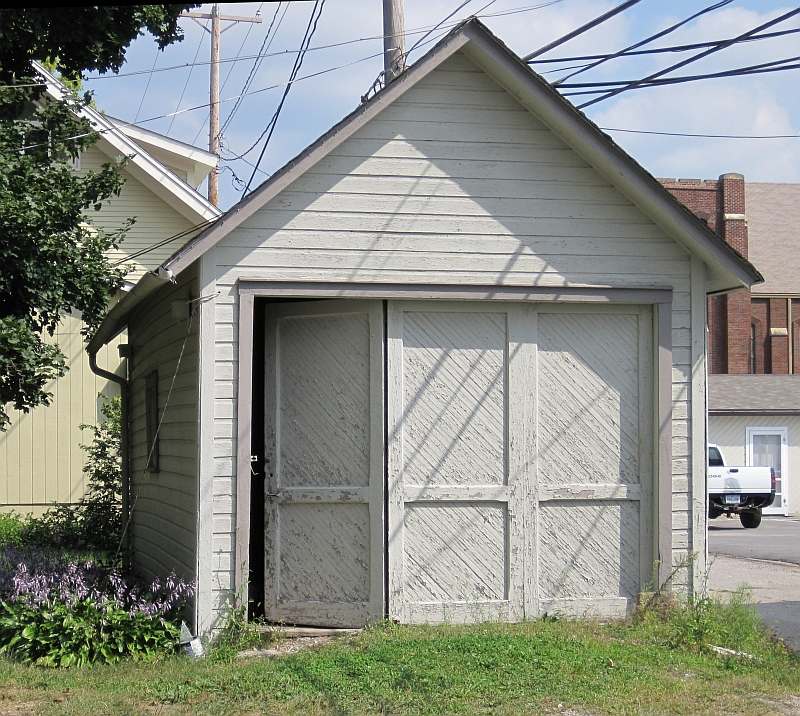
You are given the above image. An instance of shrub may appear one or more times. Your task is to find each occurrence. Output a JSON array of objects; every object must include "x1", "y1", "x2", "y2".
[
  {"x1": 0, "y1": 546, "x2": 193, "y2": 666},
  {"x1": 0, "y1": 598, "x2": 180, "y2": 667},
  {"x1": 0, "y1": 513, "x2": 25, "y2": 548}
]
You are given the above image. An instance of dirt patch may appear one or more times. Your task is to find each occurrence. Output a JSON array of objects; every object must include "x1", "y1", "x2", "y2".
[{"x1": 237, "y1": 635, "x2": 335, "y2": 659}]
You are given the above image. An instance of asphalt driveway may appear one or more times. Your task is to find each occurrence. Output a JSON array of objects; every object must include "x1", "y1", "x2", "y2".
[{"x1": 709, "y1": 517, "x2": 800, "y2": 652}]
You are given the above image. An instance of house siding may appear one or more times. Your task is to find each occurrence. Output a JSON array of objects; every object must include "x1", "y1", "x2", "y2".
[
  {"x1": 127, "y1": 264, "x2": 199, "y2": 584},
  {"x1": 0, "y1": 145, "x2": 197, "y2": 515},
  {"x1": 81, "y1": 145, "x2": 195, "y2": 282},
  {"x1": 198, "y1": 50, "x2": 700, "y2": 625}
]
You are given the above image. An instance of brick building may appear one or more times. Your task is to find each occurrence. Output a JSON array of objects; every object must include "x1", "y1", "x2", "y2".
[{"x1": 661, "y1": 176, "x2": 800, "y2": 374}]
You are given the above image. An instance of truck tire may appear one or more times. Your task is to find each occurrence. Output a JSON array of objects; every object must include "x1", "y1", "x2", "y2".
[
  {"x1": 740, "y1": 509, "x2": 762, "y2": 529},
  {"x1": 708, "y1": 505, "x2": 724, "y2": 519}
]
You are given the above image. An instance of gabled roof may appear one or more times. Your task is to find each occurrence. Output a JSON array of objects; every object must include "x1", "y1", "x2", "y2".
[
  {"x1": 88, "y1": 18, "x2": 762, "y2": 354},
  {"x1": 160, "y1": 18, "x2": 761, "y2": 291},
  {"x1": 34, "y1": 62, "x2": 221, "y2": 224},
  {"x1": 109, "y1": 117, "x2": 217, "y2": 190}
]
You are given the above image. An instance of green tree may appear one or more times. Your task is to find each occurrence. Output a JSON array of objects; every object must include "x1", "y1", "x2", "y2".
[{"x1": 0, "y1": 5, "x2": 197, "y2": 429}]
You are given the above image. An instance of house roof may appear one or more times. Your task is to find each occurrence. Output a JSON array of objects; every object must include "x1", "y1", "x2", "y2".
[
  {"x1": 109, "y1": 117, "x2": 217, "y2": 190},
  {"x1": 34, "y1": 62, "x2": 221, "y2": 225},
  {"x1": 709, "y1": 374, "x2": 800, "y2": 415},
  {"x1": 87, "y1": 18, "x2": 763, "y2": 355},
  {"x1": 745, "y1": 182, "x2": 800, "y2": 296}
]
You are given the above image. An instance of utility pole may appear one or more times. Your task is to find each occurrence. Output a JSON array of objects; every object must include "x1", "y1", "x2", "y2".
[
  {"x1": 180, "y1": 4, "x2": 262, "y2": 206},
  {"x1": 383, "y1": 0, "x2": 405, "y2": 83}
]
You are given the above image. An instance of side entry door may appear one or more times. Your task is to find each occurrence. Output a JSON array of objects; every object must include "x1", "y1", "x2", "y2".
[{"x1": 263, "y1": 300, "x2": 384, "y2": 627}]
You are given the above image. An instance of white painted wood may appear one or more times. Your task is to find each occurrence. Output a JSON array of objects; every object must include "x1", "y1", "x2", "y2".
[
  {"x1": 125, "y1": 264, "x2": 200, "y2": 594},
  {"x1": 199, "y1": 48, "x2": 701, "y2": 627},
  {"x1": 387, "y1": 301, "x2": 527, "y2": 624},
  {"x1": 536, "y1": 306, "x2": 653, "y2": 614},
  {"x1": 263, "y1": 300, "x2": 384, "y2": 627}
]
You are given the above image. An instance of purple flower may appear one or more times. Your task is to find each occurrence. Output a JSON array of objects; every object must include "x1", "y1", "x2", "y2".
[{"x1": 0, "y1": 546, "x2": 193, "y2": 617}]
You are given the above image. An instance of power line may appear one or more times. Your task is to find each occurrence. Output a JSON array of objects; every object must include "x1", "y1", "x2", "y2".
[
  {"x1": 168, "y1": 20, "x2": 208, "y2": 135},
  {"x1": 405, "y1": 0, "x2": 479, "y2": 60},
  {"x1": 218, "y1": 2, "x2": 288, "y2": 142},
  {"x1": 134, "y1": 47, "x2": 160, "y2": 122},
  {"x1": 553, "y1": 0, "x2": 733, "y2": 86},
  {"x1": 530, "y1": 26, "x2": 800, "y2": 65},
  {"x1": 80, "y1": 1, "x2": 571, "y2": 84},
  {"x1": 112, "y1": 219, "x2": 216, "y2": 266},
  {"x1": 244, "y1": 0, "x2": 327, "y2": 194},
  {"x1": 578, "y1": 7, "x2": 800, "y2": 109},
  {"x1": 523, "y1": 0, "x2": 643, "y2": 61},
  {"x1": 601, "y1": 126, "x2": 800, "y2": 139},
  {"x1": 560, "y1": 54, "x2": 800, "y2": 95},
  {"x1": 226, "y1": 2, "x2": 320, "y2": 163}
]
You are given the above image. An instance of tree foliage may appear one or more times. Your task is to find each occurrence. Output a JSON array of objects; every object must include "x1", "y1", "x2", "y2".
[{"x1": 0, "y1": 5, "x2": 196, "y2": 428}]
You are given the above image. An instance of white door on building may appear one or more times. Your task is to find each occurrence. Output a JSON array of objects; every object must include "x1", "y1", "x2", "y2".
[
  {"x1": 263, "y1": 300, "x2": 385, "y2": 627},
  {"x1": 386, "y1": 301, "x2": 653, "y2": 623},
  {"x1": 747, "y1": 427, "x2": 788, "y2": 516}
]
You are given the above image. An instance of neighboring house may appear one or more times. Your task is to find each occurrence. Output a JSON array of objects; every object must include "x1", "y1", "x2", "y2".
[
  {"x1": 709, "y1": 375, "x2": 798, "y2": 516},
  {"x1": 0, "y1": 65, "x2": 221, "y2": 515},
  {"x1": 663, "y1": 178, "x2": 800, "y2": 516},
  {"x1": 88, "y1": 19, "x2": 761, "y2": 634}
]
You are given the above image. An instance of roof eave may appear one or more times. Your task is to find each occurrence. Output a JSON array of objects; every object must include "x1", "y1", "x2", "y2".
[{"x1": 33, "y1": 62, "x2": 221, "y2": 224}]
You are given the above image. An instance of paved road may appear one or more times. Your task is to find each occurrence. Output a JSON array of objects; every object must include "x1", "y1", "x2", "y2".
[
  {"x1": 709, "y1": 516, "x2": 800, "y2": 565},
  {"x1": 709, "y1": 517, "x2": 800, "y2": 651}
]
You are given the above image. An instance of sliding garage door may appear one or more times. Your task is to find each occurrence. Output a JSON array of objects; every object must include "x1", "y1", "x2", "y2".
[{"x1": 387, "y1": 301, "x2": 653, "y2": 622}]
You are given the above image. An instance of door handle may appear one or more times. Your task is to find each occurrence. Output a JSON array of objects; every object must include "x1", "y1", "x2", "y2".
[
  {"x1": 729, "y1": 468, "x2": 738, "y2": 473},
  {"x1": 266, "y1": 492, "x2": 279, "y2": 499}
]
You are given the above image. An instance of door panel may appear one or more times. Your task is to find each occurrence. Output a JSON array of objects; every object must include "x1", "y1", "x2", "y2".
[
  {"x1": 387, "y1": 302, "x2": 531, "y2": 624},
  {"x1": 536, "y1": 307, "x2": 652, "y2": 617},
  {"x1": 264, "y1": 300, "x2": 384, "y2": 627}
]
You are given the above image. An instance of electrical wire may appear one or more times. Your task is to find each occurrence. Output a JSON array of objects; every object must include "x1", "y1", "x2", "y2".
[
  {"x1": 167, "y1": 20, "x2": 208, "y2": 135},
  {"x1": 134, "y1": 47, "x2": 160, "y2": 121},
  {"x1": 112, "y1": 219, "x2": 217, "y2": 266},
  {"x1": 578, "y1": 7, "x2": 800, "y2": 109},
  {"x1": 217, "y1": 2, "x2": 288, "y2": 142},
  {"x1": 243, "y1": 0, "x2": 327, "y2": 193},
  {"x1": 190, "y1": 3, "x2": 270, "y2": 145},
  {"x1": 80, "y1": 0, "x2": 571, "y2": 84},
  {"x1": 559, "y1": 54, "x2": 800, "y2": 94},
  {"x1": 553, "y1": 0, "x2": 733, "y2": 86},
  {"x1": 523, "y1": 0, "x2": 643, "y2": 61},
  {"x1": 600, "y1": 126, "x2": 800, "y2": 139}
]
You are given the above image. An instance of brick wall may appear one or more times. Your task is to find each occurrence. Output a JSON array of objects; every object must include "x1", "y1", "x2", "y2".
[{"x1": 660, "y1": 173, "x2": 768, "y2": 374}]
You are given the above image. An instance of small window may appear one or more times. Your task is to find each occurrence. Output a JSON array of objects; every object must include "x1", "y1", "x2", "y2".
[
  {"x1": 145, "y1": 371, "x2": 160, "y2": 473},
  {"x1": 708, "y1": 447, "x2": 723, "y2": 467}
]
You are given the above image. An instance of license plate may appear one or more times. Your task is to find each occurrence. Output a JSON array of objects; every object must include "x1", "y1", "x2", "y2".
[{"x1": 724, "y1": 494, "x2": 741, "y2": 504}]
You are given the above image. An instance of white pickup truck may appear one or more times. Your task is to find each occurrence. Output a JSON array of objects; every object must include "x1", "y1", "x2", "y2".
[{"x1": 708, "y1": 444, "x2": 775, "y2": 528}]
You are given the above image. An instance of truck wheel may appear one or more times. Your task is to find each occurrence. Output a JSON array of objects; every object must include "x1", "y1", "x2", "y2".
[
  {"x1": 740, "y1": 509, "x2": 762, "y2": 529},
  {"x1": 708, "y1": 505, "x2": 724, "y2": 519}
]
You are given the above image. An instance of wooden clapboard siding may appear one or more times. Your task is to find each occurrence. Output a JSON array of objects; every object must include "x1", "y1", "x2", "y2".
[
  {"x1": 80, "y1": 146, "x2": 194, "y2": 282},
  {"x1": 199, "y1": 49, "x2": 698, "y2": 621},
  {"x1": 0, "y1": 145, "x2": 198, "y2": 514},
  {"x1": 0, "y1": 315, "x2": 124, "y2": 515},
  {"x1": 126, "y1": 263, "x2": 199, "y2": 584}
]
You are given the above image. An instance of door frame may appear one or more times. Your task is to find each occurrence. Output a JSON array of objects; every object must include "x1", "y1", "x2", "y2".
[
  {"x1": 746, "y1": 426, "x2": 789, "y2": 516},
  {"x1": 233, "y1": 281, "x2": 675, "y2": 613}
]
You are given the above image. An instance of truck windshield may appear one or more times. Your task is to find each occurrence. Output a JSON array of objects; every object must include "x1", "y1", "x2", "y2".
[{"x1": 708, "y1": 447, "x2": 723, "y2": 467}]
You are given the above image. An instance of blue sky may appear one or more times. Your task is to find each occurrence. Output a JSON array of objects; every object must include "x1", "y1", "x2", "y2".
[{"x1": 83, "y1": 1, "x2": 800, "y2": 209}]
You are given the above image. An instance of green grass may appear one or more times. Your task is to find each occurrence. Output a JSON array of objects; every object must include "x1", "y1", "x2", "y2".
[{"x1": 0, "y1": 597, "x2": 798, "y2": 715}]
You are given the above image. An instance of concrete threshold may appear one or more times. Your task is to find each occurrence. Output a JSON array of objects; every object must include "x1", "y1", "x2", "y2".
[{"x1": 255, "y1": 625, "x2": 361, "y2": 638}]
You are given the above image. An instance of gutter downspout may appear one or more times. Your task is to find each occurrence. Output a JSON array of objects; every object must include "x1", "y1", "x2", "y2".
[{"x1": 88, "y1": 347, "x2": 130, "y2": 553}]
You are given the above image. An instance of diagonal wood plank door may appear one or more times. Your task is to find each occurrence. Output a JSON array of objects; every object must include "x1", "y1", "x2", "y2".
[
  {"x1": 264, "y1": 300, "x2": 384, "y2": 627},
  {"x1": 386, "y1": 301, "x2": 531, "y2": 623}
]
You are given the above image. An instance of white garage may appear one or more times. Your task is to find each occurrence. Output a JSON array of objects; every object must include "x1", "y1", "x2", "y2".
[{"x1": 88, "y1": 19, "x2": 762, "y2": 633}]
